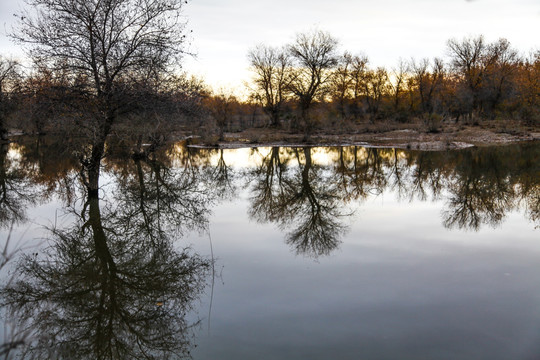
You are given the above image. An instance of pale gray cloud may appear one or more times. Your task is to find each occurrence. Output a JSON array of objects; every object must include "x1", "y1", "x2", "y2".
[
  {"x1": 0, "y1": 0, "x2": 22, "y2": 58},
  {"x1": 183, "y1": 0, "x2": 539, "y2": 91},
  {"x1": 1, "y1": 0, "x2": 538, "y2": 90}
]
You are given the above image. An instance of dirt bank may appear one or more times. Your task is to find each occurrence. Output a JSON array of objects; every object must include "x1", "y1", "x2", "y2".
[{"x1": 189, "y1": 120, "x2": 540, "y2": 150}]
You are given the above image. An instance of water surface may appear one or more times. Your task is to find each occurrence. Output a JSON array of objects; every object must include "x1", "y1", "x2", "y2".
[{"x1": 0, "y1": 139, "x2": 538, "y2": 359}]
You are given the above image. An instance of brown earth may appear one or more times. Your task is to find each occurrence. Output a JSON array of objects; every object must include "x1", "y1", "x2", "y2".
[{"x1": 190, "y1": 119, "x2": 540, "y2": 150}]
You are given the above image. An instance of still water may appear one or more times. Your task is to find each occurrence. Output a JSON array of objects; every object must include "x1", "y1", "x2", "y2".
[{"x1": 0, "y1": 138, "x2": 539, "y2": 359}]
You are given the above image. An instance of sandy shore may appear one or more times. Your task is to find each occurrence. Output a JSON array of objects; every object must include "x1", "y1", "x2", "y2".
[{"x1": 189, "y1": 125, "x2": 540, "y2": 151}]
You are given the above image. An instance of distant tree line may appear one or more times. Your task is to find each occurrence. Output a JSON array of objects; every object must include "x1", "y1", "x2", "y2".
[
  {"x1": 248, "y1": 30, "x2": 540, "y2": 133},
  {"x1": 0, "y1": 26, "x2": 538, "y2": 144}
]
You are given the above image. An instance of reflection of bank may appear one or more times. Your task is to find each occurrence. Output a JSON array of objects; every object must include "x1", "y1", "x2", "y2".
[
  {"x1": 330, "y1": 144, "x2": 540, "y2": 231},
  {"x1": 1, "y1": 151, "x2": 213, "y2": 359}
]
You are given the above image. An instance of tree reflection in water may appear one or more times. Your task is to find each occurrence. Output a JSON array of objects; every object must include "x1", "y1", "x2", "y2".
[
  {"x1": 441, "y1": 144, "x2": 539, "y2": 230},
  {"x1": 1, "y1": 149, "x2": 213, "y2": 359},
  {"x1": 111, "y1": 154, "x2": 215, "y2": 238},
  {"x1": 246, "y1": 143, "x2": 539, "y2": 255},
  {"x1": 0, "y1": 143, "x2": 41, "y2": 227},
  {"x1": 442, "y1": 150, "x2": 515, "y2": 230},
  {"x1": 249, "y1": 147, "x2": 347, "y2": 257}
]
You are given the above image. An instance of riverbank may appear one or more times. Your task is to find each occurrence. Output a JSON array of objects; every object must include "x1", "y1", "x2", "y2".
[
  {"x1": 6, "y1": 119, "x2": 539, "y2": 151},
  {"x1": 189, "y1": 119, "x2": 540, "y2": 150}
]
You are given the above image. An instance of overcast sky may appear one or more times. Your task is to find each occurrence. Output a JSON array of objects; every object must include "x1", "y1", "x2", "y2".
[{"x1": 1, "y1": 0, "x2": 539, "y2": 92}]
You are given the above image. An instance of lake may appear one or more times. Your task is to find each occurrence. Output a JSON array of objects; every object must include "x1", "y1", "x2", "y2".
[{"x1": 0, "y1": 138, "x2": 539, "y2": 359}]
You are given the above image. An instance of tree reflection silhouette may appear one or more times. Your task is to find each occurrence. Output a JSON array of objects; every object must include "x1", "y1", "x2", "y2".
[
  {"x1": 112, "y1": 154, "x2": 216, "y2": 238},
  {"x1": 442, "y1": 148, "x2": 518, "y2": 230},
  {"x1": 248, "y1": 147, "x2": 289, "y2": 222},
  {"x1": 247, "y1": 144, "x2": 539, "y2": 247},
  {"x1": 1, "y1": 141, "x2": 538, "y2": 359},
  {"x1": 208, "y1": 149, "x2": 236, "y2": 201},
  {"x1": 333, "y1": 146, "x2": 388, "y2": 201},
  {"x1": 249, "y1": 147, "x2": 347, "y2": 257},
  {"x1": 1, "y1": 151, "x2": 212, "y2": 359},
  {"x1": 526, "y1": 189, "x2": 540, "y2": 228},
  {"x1": 0, "y1": 143, "x2": 40, "y2": 227}
]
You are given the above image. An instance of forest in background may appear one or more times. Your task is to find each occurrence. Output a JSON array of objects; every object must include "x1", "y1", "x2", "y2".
[{"x1": 0, "y1": 9, "x2": 538, "y2": 147}]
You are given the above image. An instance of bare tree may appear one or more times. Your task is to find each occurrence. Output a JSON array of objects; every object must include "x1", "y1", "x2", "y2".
[
  {"x1": 287, "y1": 30, "x2": 339, "y2": 133},
  {"x1": 206, "y1": 89, "x2": 238, "y2": 141},
  {"x1": 447, "y1": 35, "x2": 487, "y2": 116},
  {"x1": 248, "y1": 45, "x2": 292, "y2": 127},
  {"x1": 362, "y1": 67, "x2": 390, "y2": 121},
  {"x1": 410, "y1": 58, "x2": 445, "y2": 115},
  {"x1": 482, "y1": 38, "x2": 519, "y2": 114},
  {"x1": 348, "y1": 54, "x2": 369, "y2": 119},
  {"x1": 0, "y1": 57, "x2": 20, "y2": 141},
  {"x1": 329, "y1": 52, "x2": 355, "y2": 120},
  {"x1": 517, "y1": 50, "x2": 540, "y2": 123},
  {"x1": 13, "y1": 0, "x2": 190, "y2": 193},
  {"x1": 390, "y1": 58, "x2": 408, "y2": 113}
]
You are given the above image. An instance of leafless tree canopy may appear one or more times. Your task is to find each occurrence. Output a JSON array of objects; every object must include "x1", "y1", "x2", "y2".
[
  {"x1": 247, "y1": 31, "x2": 340, "y2": 132},
  {"x1": 248, "y1": 45, "x2": 292, "y2": 127},
  {"x1": 243, "y1": 31, "x2": 538, "y2": 130},
  {"x1": 0, "y1": 57, "x2": 20, "y2": 139},
  {"x1": 287, "y1": 30, "x2": 339, "y2": 118},
  {"x1": 14, "y1": 0, "x2": 188, "y2": 87}
]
